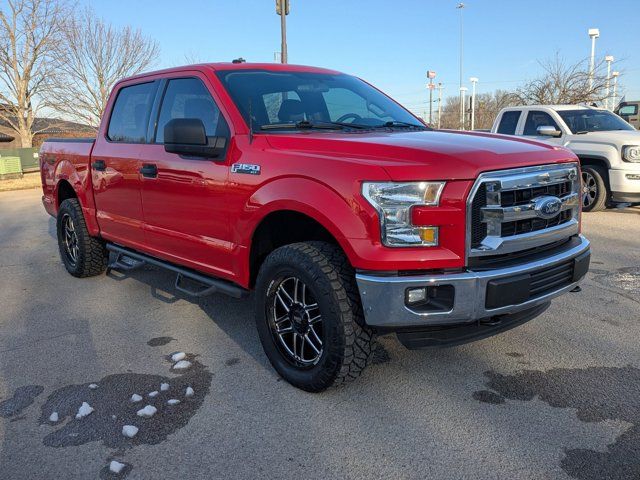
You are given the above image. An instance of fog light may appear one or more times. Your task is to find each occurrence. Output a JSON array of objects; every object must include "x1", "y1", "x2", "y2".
[{"x1": 406, "y1": 287, "x2": 427, "y2": 305}]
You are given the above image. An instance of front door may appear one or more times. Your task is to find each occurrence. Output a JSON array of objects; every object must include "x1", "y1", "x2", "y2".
[
  {"x1": 521, "y1": 110, "x2": 563, "y2": 145},
  {"x1": 92, "y1": 81, "x2": 159, "y2": 248},
  {"x1": 138, "y1": 75, "x2": 235, "y2": 280}
]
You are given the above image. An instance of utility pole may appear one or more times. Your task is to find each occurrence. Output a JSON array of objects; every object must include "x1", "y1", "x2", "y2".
[
  {"x1": 437, "y1": 83, "x2": 443, "y2": 129},
  {"x1": 611, "y1": 71, "x2": 619, "y2": 110},
  {"x1": 469, "y1": 77, "x2": 478, "y2": 131},
  {"x1": 457, "y1": 3, "x2": 465, "y2": 129},
  {"x1": 588, "y1": 28, "x2": 599, "y2": 91},
  {"x1": 276, "y1": 0, "x2": 290, "y2": 64},
  {"x1": 427, "y1": 70, "x2": 436, "y2": 125},
  {"x1": 604, "y1": 55, "x2": 614, "y2": 109}
]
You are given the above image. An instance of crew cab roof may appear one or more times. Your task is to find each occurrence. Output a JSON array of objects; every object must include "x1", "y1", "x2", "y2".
[
  {"x1": 119, "y1": 62, "x2": 343, "y2": 84},
  {"x1": 500, "y1": 105, "x2": 600, "y2": 111}
]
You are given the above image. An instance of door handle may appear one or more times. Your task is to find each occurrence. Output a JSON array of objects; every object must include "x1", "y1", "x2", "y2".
[
  {"x1": 91, "y1": 159, "x2": 106, "y2": 171},
  {"x1": 139, "y1": 164, "x2": 158, "y2": 178}
]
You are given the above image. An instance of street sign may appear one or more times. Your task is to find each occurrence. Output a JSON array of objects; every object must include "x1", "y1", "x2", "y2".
[
  {"x1": 427, "y1": 71, "x2": 436, "y2": 79},
  {"x1": 427, "y1": 83, "x2": 435, "y2": 90},
  {"x1": 276, "y1": 0, "x2": 290, "y2": 15}
]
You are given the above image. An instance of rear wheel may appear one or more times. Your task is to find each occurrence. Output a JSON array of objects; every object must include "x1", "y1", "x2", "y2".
[
  {"x1": 581, "y1": 165, "x2": 608, "y2": 212},
  {"x1": 56, "y1": 199, "x2": 108, "y2": 277},
  {"x1": 255, "y1": 242, "x2": 374, "y2": 392}
]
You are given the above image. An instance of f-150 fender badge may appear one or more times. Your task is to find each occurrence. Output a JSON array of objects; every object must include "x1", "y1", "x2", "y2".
[{"x1": 231, "y1": 163, "x2": 261, "y2": 175}]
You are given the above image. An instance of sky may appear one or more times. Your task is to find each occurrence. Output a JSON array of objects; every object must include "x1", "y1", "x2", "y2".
[{"x1": 83, "y1": 0, "x2": 640, "y2": 117}]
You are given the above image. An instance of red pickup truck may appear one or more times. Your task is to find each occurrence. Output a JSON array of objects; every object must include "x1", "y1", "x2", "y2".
[{"x1": 40, "y1": 63, "x2": 590, "y2": 391}]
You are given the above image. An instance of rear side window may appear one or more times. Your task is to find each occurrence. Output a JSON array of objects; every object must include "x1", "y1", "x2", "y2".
[
  {"x1": 107, "y1": 82, "x2": 157, "y2": 143},
  {"x1": 155, "y1": 78, "x2": 229, "y2": 143},
  {"x1": 523, "y1": 111, "x2": 560, "y2": 136},
  {"x1": 497, "y1": 111, "x2": 521, "y2": 135}
]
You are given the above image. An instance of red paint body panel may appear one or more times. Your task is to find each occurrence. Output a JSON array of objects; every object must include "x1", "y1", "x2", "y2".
[{"x1": 39, "y1": 63, "x2": 580, "y2": 289}]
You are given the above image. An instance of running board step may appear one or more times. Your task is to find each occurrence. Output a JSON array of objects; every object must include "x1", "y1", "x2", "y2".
[{"x1": 106, "y1": 243, "x2": 249, "y2": 299}]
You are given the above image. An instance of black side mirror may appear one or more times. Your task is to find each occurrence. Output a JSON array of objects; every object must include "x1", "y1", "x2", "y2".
[{"x1": 164, "y1": 118, "x2": 226, "y2": 158}]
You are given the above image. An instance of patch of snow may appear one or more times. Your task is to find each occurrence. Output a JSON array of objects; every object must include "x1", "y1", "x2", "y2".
[
  {"x1": 185, "y1": 387, "x2": 194, "y2": 397},
  {"x1": 122, "y1": 425, "x2": 138, "y2": 438},
  {"x1": 49, "y1": 412, "x2": 59, "y2": 422},
  {"x1": 112, "y1": 415, "x2": 117, "y2": 420},
  {"x1": 160, "y1": 383, "x2": 169, "y2": 391},
  {"x1": 88, "y1": 383, "x2": 98, "y2": 390},
  {"x1": 167, "y1": 399, "x2": 180, "y2": 406},
  {"x1": 109, "y1": 460, "x2": 126, "y2": 474},
  {"x1": 136, "y1": 405, "x2": 157, "y2": 418},
  {"x1": 75, "y1": 402, "x2": 94, "y2": 419},
  {"x1": 173, "y1": 360, "x2": 192, "y2": 370},
  {"x1": 148, "y1": 391, "x2": 159, "y2": 398},
  {"x1": 171, "y1": 352, "x2": 186, "y2": 362},
  {"x1": 130, "y1": 394, "x2": 143, "y2": 402}
]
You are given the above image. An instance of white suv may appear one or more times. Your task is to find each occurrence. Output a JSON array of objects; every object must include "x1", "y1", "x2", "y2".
[{"x1": 491, "y1": 105, "x2": 640, "y2": 211}]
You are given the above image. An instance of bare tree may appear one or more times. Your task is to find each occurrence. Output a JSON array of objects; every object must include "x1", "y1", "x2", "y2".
[
  {"x1": 438, "y1": 89, "x2": 518, "y2": 130},
  {"x1": 514, "y1": 55, "x2": 615, "y2": 106},
  {"x1": 0, "y1": 0, "x2": 66, "y2": 147},
  {"x1": 50, "y1": 9, "x2": 159, "y2": 127}
]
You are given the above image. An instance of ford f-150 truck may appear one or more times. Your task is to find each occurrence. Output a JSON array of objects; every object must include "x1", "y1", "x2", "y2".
[
  {"x1": 40, "y1": 63, "x2": 591, "y2": 392},
  {"x1": 491, "y1": 105, "x2": 640, "y2": 211}
]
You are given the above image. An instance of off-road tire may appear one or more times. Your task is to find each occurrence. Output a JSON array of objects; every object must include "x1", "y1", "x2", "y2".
[
  {"x1": 255, "y1": 241, "x2": 374, "y2": 392},
  {"x1": 57, "y1": 198, "x2": 108, "y2": 277},
  {"x1": 581, "y1": 165, "x2": 608, "y2": 212}
]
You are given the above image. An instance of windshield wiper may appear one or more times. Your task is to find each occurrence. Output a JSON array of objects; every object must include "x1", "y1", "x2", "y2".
[
  {"x1": 575, "y1": 131, "x2": 589, "y2": 134},
  {"x1": 372, "y1": 121, "x2": 427, "y2": 130},
  {"x1": 260, "y1": 120, "x2": 366, "y2": 131}
]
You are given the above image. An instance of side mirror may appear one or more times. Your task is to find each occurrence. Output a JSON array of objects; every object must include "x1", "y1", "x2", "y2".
[
  {"x1": 164, "y1": 118, "x2": 226, "y2": 158},
  {"x1": 537, "y1": 125, "x2": 562, "y2": 138}
]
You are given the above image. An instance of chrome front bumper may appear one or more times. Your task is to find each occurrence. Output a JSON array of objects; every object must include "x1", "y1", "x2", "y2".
[{"x1": 356, "y1": 234, "x2": 590, "y2": 329}]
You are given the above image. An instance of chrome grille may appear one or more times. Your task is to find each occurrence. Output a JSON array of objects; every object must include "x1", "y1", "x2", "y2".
[{"x1": 467, "y1": 164, "x2": 581, "y2": 259}]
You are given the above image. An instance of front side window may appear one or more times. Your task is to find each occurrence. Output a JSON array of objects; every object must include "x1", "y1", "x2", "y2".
[
  {"x1": 618, "y1": 104, "x2": 638, "y2": 116},
  {"x1": 557, "y1": 109, "x2": 635, "y2": 134},
  {"x1": 155, "y1": 78, "x2": 229, "y2": 143},
  {"x1": 107, "y1": 82, "x2": 157, "y2": 143},
  {"x1": 523, "y1": 111, "x2": 560, "y2": 136},
  {"x1": 496, "y1": 111, "x2": 520, "y2": 135},
  {"x1": 216, "y1": 70, "x2": 424, "y2": 131}
]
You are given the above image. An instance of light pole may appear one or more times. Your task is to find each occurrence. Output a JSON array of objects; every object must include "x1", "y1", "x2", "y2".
[
  {"x1": 460, "y1": 86, "x2": 468, "y2": 130},
  {"x1": 457, "y1": 3, "x2": 465, "y2": 129},
  {"x1": 588, "y1": 28, "x2": 599, "y2": 91},
  {"x1": 437, "y1": 83, "x2": 443, "y2": 129},
  {"x1": 276, "y1": 0, "x2": 290, "y2": 64},
  {"x1": 604, "y1": 55, "x2": 614, "y2": 109},
  {"x1": 469, "y1": 77, "x2": 478, "y2": 131},
  {"x1": 612, "y1": 71, "x2": 620, "y2": 110}
]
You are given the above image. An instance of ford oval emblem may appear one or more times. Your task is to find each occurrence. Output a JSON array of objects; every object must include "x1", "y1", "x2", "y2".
[{"x1": 534, "y1": 196, "x2": 562, "y2": 220}]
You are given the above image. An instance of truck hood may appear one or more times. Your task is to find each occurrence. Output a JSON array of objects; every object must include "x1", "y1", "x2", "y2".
[
  {"x1": 565, "y1": 129, "x2": 640, "y2": 147},
  {"x1": 264, "y1": 129, "x2": 576, "y2": 181}
]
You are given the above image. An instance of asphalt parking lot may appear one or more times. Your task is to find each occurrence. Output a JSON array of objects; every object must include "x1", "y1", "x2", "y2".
[{"x1": 0, "y1": 189, "x2": 638, "y2": 480}]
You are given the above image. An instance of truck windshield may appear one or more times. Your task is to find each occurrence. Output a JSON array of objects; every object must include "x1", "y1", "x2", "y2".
[
  {"x1": 557, "y1": 109, "x2": 634, "y2": 134},
  {"x1": 215, "y1": 69, "x2": 426, "y2": 132}
]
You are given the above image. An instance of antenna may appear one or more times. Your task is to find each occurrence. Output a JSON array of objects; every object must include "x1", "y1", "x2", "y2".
[{"x1": 248, "y1": 98, "x2": 254, "y2": 144}]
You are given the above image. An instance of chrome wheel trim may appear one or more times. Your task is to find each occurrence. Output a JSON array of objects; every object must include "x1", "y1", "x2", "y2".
[
  {"x1": 61, "y1": 213, "x2": 79, "y2": 266},
  {"x1": 581, "y1": 171, "x2": 598, "y2": 208},
  {"x1": 269, "y1": 276, "x2": 323, "y2": 367}
]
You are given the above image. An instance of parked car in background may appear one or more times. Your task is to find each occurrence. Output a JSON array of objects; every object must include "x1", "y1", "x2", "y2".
[
  {"x1": 491, "y1": 105, "x2": 640, "y2": 211},
  {"x1": 615, "y1": 100, "x2": 639, "y2": 129},
  {"x1": 40, "y1": 63, "x2": 591, "y2": 391}
]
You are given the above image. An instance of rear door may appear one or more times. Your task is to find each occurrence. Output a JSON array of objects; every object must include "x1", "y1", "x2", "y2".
[
  {"x1": 92, "y1": 81, "x2": 159, "y2": 247},
  {"x1": 137, "y1": 74, "x2": 235, "y2": 280},
  {"x1": 494, "y1": 110, "x2": 522, "y2": 136}
]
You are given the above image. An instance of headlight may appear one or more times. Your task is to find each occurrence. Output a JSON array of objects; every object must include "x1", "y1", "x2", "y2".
[
  {"x1": 623, "y1": 145, "x2": 640, "y2": 162},
  {"x1": 362, "y1": 181, "x2": 445, "y2": 247}
]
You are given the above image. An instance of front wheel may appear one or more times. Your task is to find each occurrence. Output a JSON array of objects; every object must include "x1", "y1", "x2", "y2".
[
  {"x1": 255, "y1": 242, "x2": 374, "y2": 392},
  {"x1": 581, "y1": 165, "x2": 608, "y2": 212}
]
